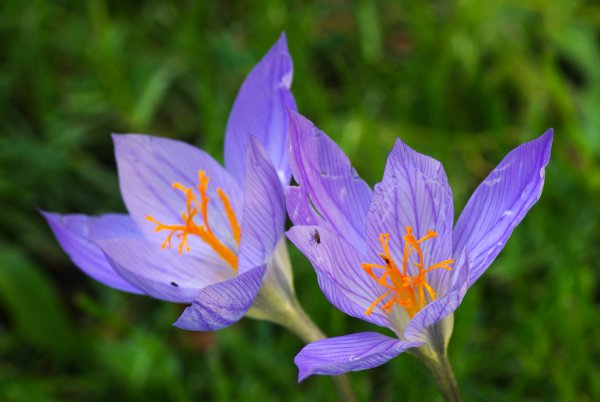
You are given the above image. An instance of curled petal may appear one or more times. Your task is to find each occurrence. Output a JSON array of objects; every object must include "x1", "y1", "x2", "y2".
[
  {"x1": 173, "y1": 264, "x2": 266, "y2": 331},
  {"x1": 42, "y1": 212, "x2": 142, "y2": 294},
  {"x1": 286, "y1": 226, "x2": 389, "y2": 328},
  {"x1": 225, "y1": 33, "x2": 297, "y2": 185},
  {"x1": 295, "y1": 332, "x2": 423, "y2": 381},
  {"x1": 288, "y1": 111, "x2": 372, "y2": 250},
  {"x1": 97, "y1": 238, "x2": 232, "y2": 303},
  {"x1": 453, "y1": 129, "x2": 553, "y2": 286},
  {"x1": 238, "y1": 137, "x2": 286, "y2": 272}
]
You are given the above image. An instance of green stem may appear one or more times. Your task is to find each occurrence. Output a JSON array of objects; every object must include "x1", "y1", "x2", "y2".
[
  {"x1": 246, "y1": 241, "x2": 358, "y2": 402},
  {"x1": 414, "y1": 346, "x2": 461, "y2": 402},
  {"x1": 277, "y1": 300, "x2": 358, "y2": 402}
]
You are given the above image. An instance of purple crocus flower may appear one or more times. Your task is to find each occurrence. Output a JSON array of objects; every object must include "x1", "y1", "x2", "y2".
[
  {"x1": 285, "y1": 111, "x2": 553, "y2": 381},
  {"x1": 43, "y1": 34, "x2": 297, "y2": 331}
]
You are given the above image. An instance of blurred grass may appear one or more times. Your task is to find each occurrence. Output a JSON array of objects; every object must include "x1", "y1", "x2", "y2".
[{"x1": 1, "y1": 0, "x2": 600, "y2": 401}]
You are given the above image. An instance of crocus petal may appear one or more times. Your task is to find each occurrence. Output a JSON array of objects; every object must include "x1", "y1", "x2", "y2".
[
  {"x1": 453, "y1": 129, "x2": 553, "y2": 286},
  {"x1": 173, "y1": 264, "x2": 266, "y2": 331},
  {"x1": 113, "y1": 134, "x2": 242, "y2": 255},
  {"x1": 284, "y1": 186, "x2": 327, "y2": 227},
  {"x1": 366, "y1": 139, "x2": 454, "y2": 293},
  {"x1": 286, "y1": 226, "x2": 389, "y2": 328},
  {"x1": 237, "y1": 137, "x2": 286, "y2": 272},
  {"x1": 288, "y1": 111, "x2": 372, "y2": 250},
  {"x1": 294, "y1": 332, "x2": 423, "y2": 381},
  {"x1": 42, "y1": 212, "x2": 142, "y2": 294},
  {"x1": 97, "y1": 238, "x2": 233, "y2": 303},
  {"x1": 403, "y1": 249, "x2": 470, "y2": 344},
  {"x1": 224, "y1": 33, "x2": 297, "y2": 185}
]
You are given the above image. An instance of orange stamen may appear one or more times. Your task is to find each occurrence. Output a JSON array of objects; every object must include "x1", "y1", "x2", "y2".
[
  {"x1": 361, "y1": 227, "x2": 453, "y2": 318},
  {"x1": 217, "y1": 188, "x2": 241, "y2": 245},
  {"x1": 146, "y1": 170, "x2": 241, "y2": 272}
]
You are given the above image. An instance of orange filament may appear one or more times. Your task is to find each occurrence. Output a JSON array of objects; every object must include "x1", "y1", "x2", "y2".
[
  {"x1": 362, "y1": 227, "x2": 453, "y2": 318},
  {"x1": 146, "y1": 170, "x2": 241, "y2": 272}
]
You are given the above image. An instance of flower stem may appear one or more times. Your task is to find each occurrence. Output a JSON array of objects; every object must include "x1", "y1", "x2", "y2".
[
  {"x1": 246, "y1": 240, "x2": 358, "y2": 402},
  {"x1": 277, "y1": 300, "x2": 358, "y2": 402},
  {"x1": 414, "y1": 346, "x2": 461, "y2": 402}
]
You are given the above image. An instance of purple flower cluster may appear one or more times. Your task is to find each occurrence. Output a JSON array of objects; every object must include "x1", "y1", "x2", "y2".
[{"x1": 44, "y1": 33, "x2": 553, "y2": 385}]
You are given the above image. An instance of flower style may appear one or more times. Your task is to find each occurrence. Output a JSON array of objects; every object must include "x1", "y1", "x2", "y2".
[
  {"x1": 285, "y1": 111, "x2": 553, "y2": 380},
  {"x1": 43, "y1": 33, "x2": 297, "y2": 331}
]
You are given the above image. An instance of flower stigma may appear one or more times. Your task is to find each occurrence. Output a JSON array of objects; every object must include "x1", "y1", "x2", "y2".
[
  {"x1": 362, "y1": 227, "x2": 453, "y2": 318},
  {"x1": 146, "y1": 170, "x2": 241, "y2": 272}
]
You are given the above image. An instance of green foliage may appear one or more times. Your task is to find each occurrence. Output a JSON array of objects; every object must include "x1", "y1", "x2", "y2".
[{"x1": 1, "y1": 0, "x2": 600, "y2": 400}]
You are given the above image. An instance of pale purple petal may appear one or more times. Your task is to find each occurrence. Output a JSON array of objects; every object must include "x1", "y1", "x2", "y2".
[
  {"x1": 366, "y1": 139, "x2": 454, "y2": 294},
  {"x1": 42, "y1": 212, "x2": 142, "y2": 294},
  {"x1": 97, "y1": 238, "x2": 233, "y2": 303},
  {"x1": 113, "y1": 134, "x2": 242, "y2": 258},
  {"x1": 288, "y1": 111, "x2": 372, "y2": 250},
  {"x1": 294, "y1": 332, "x2": 423, "y2": 381},
  {"x1": 224, "y1": 33, "x2": 297, "y2": 185},
  {"x1": 238, "y1": 137, "x2": 286, "y2": 272},
  {"x1": 404, "y1": 250, "x2": 470, "y2": 343},
  {"x1": 286, "y1": 226, "x2": 389, "y2": 328},
  {"x1": 173, "y1": 264, "x2": 266, "y2": 331},
  {"x1": 284, "y1": 186, "x2": 327, "y2": 227},
  {"x1": 453, "y1": 129, "x2": 553, "y2": 286}
]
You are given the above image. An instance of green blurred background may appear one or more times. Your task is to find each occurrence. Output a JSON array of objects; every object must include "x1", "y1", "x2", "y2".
[{"x1": 1, "y1": 1, "x2": 600, "y2": 401}]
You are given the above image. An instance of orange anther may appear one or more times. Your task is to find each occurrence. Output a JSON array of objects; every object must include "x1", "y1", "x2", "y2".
[
  {"x1": 146, "y1": 170, "x2": 241, "y2": 272},
  {"x1": 361, "y1": 227, "x2": 453, "y2": 318}
]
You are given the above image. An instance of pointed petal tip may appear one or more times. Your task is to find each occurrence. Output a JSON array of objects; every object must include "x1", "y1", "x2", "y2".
[
  {"x1": 537, "y1": 127, "x2": 554, "y2": 147},
  {"x1": 392, "y1": 136, "x2": 404, "y2": 147},
  {"x1": 542, "y1": 128, "x2": 554, "y2": 154},
  {"x1": 276, "y1": 31, "x2": 288, "y2": 48},
  {"x1": 224, "y1": 31, "x2": 296, "y2": 184},
  {"x1": 41, "y1": 210, "x2": 65, "y2": 232},
  {"x1": 296, "y1": 367, "x2": 311, "y2": 383},
  {"x1": 41, "y1": 210, "x2": 69, "y2": 229},
  {"x1": 528, "y1": 128, "x2": 554, "y2": 167},
  {"x1": 39, "y1": 209, "x2": 54, "y2": 219}
]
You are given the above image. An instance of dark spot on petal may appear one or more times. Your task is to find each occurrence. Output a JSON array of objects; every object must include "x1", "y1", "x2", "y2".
[{"x1": 170, "y1": 282, "x2": 179, "y2": 287}]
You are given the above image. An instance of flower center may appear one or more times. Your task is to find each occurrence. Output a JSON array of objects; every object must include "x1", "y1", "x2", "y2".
[
  {"x1": 362, "y1": 227, "x2": 453, "y2": 318},
  {"x1": 146, "y1": 170, "x2": 241, "y2": 272}
]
